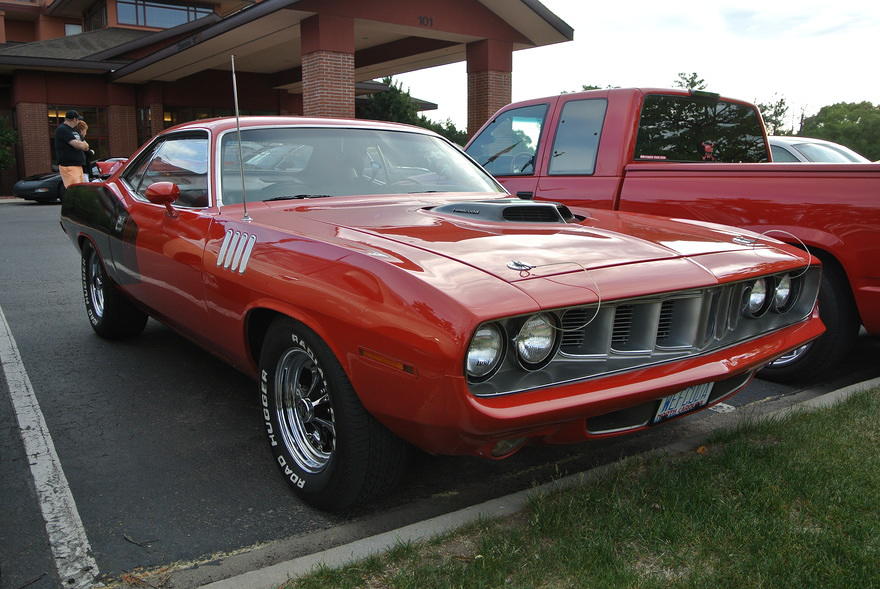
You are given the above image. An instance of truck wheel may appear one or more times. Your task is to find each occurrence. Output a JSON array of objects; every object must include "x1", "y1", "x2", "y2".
[
  {"x1": 259, "y1": 317, "x2": 408, "y2": 511},
  {"x1": 759, "y1": 263, "x2": 860, "y2": 384},
  {"x1": 81, "y1": 242, "x2": 148, "y2": 339}
]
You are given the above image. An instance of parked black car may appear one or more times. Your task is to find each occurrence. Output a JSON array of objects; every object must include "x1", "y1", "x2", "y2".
[{"x1": 13, "y1": 158, "x2": 127, "y2": 203}]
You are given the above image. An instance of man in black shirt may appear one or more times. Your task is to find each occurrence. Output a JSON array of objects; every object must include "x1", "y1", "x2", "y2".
[{"x1": 54, "y1": 110, "x2": 90, "y2": 187}]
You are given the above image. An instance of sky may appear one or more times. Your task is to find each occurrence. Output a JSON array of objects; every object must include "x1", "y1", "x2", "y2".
[{"x1": 396, "y1": 0, "x2": 880, "y2": 134}]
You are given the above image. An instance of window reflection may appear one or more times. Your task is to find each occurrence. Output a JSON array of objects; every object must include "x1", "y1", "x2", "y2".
[
  {"x1": 635, "y1": 95, "x2": 768, "y2": 163},
  {"x1": 465, "y1": 104, "x2": 548, "y2": 176},
  {"x1": 548, "y1": 99, "x2": 607, "y2": 175}
]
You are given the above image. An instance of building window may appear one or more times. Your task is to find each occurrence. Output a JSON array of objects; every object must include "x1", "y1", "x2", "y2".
[
  {"x1": 65, "y1": 24, "x2": 83, "y2": 36},
  {"x1": 48, "y1": 107, "x2": 108, "y2": 163},
  {"x1": 116, "y1": 0, "x2": 213, "y2": 29},
  {"x1": 84, "y1": 1, "x2": 107, "y2": 32}
]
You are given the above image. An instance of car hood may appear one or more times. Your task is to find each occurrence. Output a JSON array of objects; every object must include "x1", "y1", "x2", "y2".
[{"x1": 259, "y1": 194, "x2": 790, "y2": 283}]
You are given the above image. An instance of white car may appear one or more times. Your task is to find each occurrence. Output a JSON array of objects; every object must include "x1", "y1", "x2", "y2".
[{"x1": 769, "y1": 136, "x2": 870, "y2": 163}]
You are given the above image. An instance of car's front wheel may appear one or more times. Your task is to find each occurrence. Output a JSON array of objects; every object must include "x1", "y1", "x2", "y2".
[
  {"x1": 759, "y1": 262, "x2": 860, "y2": 384},
  {"x1": 81, "y1": 242, "x2": 148, "y2": 339},
  {"x1": 259, "y1": 317, "x2": 408, "y2": 511}
]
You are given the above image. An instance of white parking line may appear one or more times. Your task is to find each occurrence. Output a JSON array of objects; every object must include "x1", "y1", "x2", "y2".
[{"x1": 0, "y1": 304, "x2": 100, "y2": 588}]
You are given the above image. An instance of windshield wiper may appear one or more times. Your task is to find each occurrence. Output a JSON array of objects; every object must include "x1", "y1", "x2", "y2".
[
  {"x1": 263, "y1": 194, "x2": 332, "y2": 201},
  {"x1": 482, "y1": 141, "x2": 521, "y2": 166}
]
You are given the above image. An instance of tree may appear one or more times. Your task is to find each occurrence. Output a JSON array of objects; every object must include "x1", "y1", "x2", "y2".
[
  {"x1": 0, "y1": 120, "x2": 16, "y2": 170},
  {"x1": 799, "y1": 101, "x2": 880, "y2": 161},
  {"x1": 673, "y1": 72, "x2": 707, "y2": 90},
  {"x1": 756, "y1": 95, "x2": 791, "y2": 135},
  {"x1": 356, "y1": 77, "x2": 468, "y2": 145}
]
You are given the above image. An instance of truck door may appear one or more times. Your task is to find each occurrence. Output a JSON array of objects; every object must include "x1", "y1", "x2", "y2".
[
  {"x1": 465, "y1": 101, "x2": 551, "y2": 199},
  {"x1": 532, "y1": 96, "x2": 620, "y2": 209}
]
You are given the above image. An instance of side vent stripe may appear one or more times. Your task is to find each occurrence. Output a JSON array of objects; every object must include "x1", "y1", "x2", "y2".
[
  {"x1": 230, "y1": 233, "x2": 249, "y2": 272},
  {"x1": 238, "y1": 235, "x2": 257, "y2": 274},
  {"x1": 216, "y1": 229, "x2": 234, "y2": 266},
  {"x1": 223, "y1": 232, "x2": 241, "y2": 268}
]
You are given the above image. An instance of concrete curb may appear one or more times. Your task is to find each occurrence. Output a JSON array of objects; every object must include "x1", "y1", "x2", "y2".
[{"x1": 199, "y1": 376, "x2": 880, "y2": 589}]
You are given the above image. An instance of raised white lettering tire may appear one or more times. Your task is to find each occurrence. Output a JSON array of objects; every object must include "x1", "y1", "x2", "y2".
[
  {"x1": 81, "y1": 241, "x2": 148, "y2": 339},
  {"x1": 259, "y1": 317, "x2": 408, "y2": 510}
]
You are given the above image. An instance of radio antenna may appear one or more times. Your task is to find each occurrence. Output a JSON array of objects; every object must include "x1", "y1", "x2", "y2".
[{"x1": 231, "y1": 54, "x2": 251, "y2": 222}]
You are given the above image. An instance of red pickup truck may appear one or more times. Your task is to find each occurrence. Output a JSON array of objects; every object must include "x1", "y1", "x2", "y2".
[{"x1": 465, "y1": 88, "x2": 879, "y2": 383}]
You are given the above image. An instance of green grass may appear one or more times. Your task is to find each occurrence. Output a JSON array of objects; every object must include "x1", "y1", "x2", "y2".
[{"x1": 285, "y1": 389, "x2": 880, "y2": 589}]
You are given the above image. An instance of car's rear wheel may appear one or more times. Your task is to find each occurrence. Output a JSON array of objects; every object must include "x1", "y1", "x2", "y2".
[
  {"x1": 81, "y1": 242, "x2": 148, "y2": 339},
  {"x1": 259, "y1": 317, "x2": 408, "y2": 511},
  {"x1": 759, "y1": 262, "x2": 860, "y2": 384}
]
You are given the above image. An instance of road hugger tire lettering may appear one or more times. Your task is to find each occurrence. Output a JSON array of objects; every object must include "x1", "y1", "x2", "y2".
[
  {"x1": 81, "y1": 241, "x2": 148, "y2": 339},
  {"x1": 259, "y1": 316, "x2": 408, "y2": 511}
]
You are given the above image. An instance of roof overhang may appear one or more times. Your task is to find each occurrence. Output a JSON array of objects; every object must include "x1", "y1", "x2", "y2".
[
  {"x1": 0, "y1": 55, "x2": 122, "y2": 75},
  {"x1": 110, "y1": 0, "x2": 573, "y2": 87}
]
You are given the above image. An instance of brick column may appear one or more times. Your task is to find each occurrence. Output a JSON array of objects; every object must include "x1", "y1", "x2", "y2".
[
  {"x1": 108, "y1": 105, "x2": 138, "y2": 157},
  {"x1": 16, "y1": 103, "x2": 51, "y2": 177},
  {"x1": 466, "y1": 40, "x2": 512, "y2": 139},
  {"x1": 300, "y1": 15, "x2": 354, "y2": 119},
  {"x1": 0, "y1": 12, "x2": 7, "y2": 44},
  {"x1": 149, "y1": 104, "x2": 164, "y2": 136}
]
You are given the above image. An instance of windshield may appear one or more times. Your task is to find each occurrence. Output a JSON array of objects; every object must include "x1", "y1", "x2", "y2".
[{"x1": 220, "y1": 127, "x2": 502, "y2": 204}]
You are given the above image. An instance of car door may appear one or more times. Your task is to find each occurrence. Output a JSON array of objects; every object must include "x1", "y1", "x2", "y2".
[{"x1": 113, "y1": 130, "x2": 215, "y2": 338}]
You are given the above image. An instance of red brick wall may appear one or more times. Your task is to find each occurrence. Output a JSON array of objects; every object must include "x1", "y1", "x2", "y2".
[
  {"x1": 15, "y1": 102, "x2": 50, "y2": 177},
  {"x1": 302, "y1": 51, "x2": 354, "y2": 119},
  {"x1": 107, "y1": 104, "x2": 138, "y2": 157},
  {"x1": 149, "y1": 103, "x2": 163, "y2": 136},
  {"x1": 467, "y1": 70, "x2": 511, "y2": 138}
]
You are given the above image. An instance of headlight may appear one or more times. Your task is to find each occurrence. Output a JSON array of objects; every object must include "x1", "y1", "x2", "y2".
[
  {"x1": 466, "y1": 323, "x2": 504, "y2": 380},
  {"x1": 514, "y1": 313, "x2": 557, "y2": 369},
  {"x1": 773, "y1": 274, "x2": 796, "y2": 312},
  {"x1": 744, "y1": 278, "x2": 771, "y2": 317}
]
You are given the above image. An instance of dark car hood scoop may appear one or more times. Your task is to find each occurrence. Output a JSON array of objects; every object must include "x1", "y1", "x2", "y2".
[{"x1": 429, "y1": 200, "x2": 576, "y2": 223}]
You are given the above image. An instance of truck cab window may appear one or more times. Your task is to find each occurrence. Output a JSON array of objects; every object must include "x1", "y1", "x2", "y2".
[
  {"x1": 635, "y1": 95, "x2": 768, "y2": 163},
  {"x1": 548, "y1": 99, "x2": 607, "y2": 175},
  {"x1": 466, "y1": 104, "x2": 548, "y2": 176}
]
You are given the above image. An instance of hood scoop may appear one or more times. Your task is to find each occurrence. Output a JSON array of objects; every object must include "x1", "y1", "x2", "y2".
[{"x1": 430, "y1": 200, "x2": 576, "y2": 224}]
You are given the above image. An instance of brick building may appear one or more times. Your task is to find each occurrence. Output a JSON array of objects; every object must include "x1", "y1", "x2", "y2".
[{"x1": 0, "y1": 0, "x2": 572, "y2": 185}]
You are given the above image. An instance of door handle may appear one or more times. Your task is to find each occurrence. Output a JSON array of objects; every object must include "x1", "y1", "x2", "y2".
[{"x1": 516, "y1": 191, "x2": 533, "y2": 200}]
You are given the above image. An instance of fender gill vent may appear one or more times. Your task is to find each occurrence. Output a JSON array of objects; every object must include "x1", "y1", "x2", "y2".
[
  {"x1": 431, "y1": 200, "x2": 574, "y2": 223},
  {"x1": 217, "y1": 229, "x2": 257, "y2": 274}
]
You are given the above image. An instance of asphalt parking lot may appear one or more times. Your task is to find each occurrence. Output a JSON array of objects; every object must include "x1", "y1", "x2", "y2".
[{"x1": 2, "y1": 198, "x2": 878, "y2": 589}]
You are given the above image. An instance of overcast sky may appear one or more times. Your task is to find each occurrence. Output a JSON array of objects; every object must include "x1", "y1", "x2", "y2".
[{"x1": 397, "y1": 0, "x2": 880, "y2": 133}]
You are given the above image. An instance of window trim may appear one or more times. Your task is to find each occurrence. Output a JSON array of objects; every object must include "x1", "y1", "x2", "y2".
[
  {"x1": 546, "y1": 97, "x2": 608, "y2": 177},
  {"x1": 121, "y1": 129, "x2": 212, "y2": 209}
]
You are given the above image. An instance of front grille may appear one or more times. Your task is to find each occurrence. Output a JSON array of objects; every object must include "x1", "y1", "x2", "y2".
[
  {"x1": 656, "y1": 300, "x2": 675, "y2": 344},
  {"x1": 467, "y1": 267, "x2": 822, "y2": 398}
]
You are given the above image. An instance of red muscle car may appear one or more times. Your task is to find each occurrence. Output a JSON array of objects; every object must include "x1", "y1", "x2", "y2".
[{"x1": 61, "y1": 117, "x2": 823, "y2": 510}]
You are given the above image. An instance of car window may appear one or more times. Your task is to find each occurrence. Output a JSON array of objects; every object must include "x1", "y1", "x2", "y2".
[
  {"x1": 220, "y1": 127, "x2": 501, "y2": 203},
  {"x1": 124, "y1": 131, "x2": 210, "y2": 207},
  {"x1": 770, "y1": 145, "x2": 800, "y2": 162},
  {"x1": 793, "y1": 143, "x2": 859, "y2": 163},
  {"x1": 465, "y1": 103, "x2": 548, "y2": 176},
  {"x1": 548, "y1": 99, "x2": 607, "y2": 175},
  {"x1": 635, "y1": 94, "x2": 768, "y2": 163}
]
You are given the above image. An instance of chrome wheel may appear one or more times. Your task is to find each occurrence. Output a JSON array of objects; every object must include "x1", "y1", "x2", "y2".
[
  {"x1": 87, "y1": 251, "x2": 105, "y2": 319},
  {"x1": 769, "y1": 343, "x2": 811, "y2": 368},
  {"x1": 274, "y1": 348, "x2": 335, "y2": 473}
]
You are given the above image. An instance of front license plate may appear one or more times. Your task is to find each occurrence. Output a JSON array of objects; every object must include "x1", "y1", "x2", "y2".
[{"x1": 653, "y1": 382, "x2": 713, "y2": 423}]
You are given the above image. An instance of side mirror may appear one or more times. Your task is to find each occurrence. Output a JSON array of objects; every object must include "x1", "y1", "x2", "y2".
[{"x1": 145, "y1": 181, "x2": 180, "y2": 216}]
